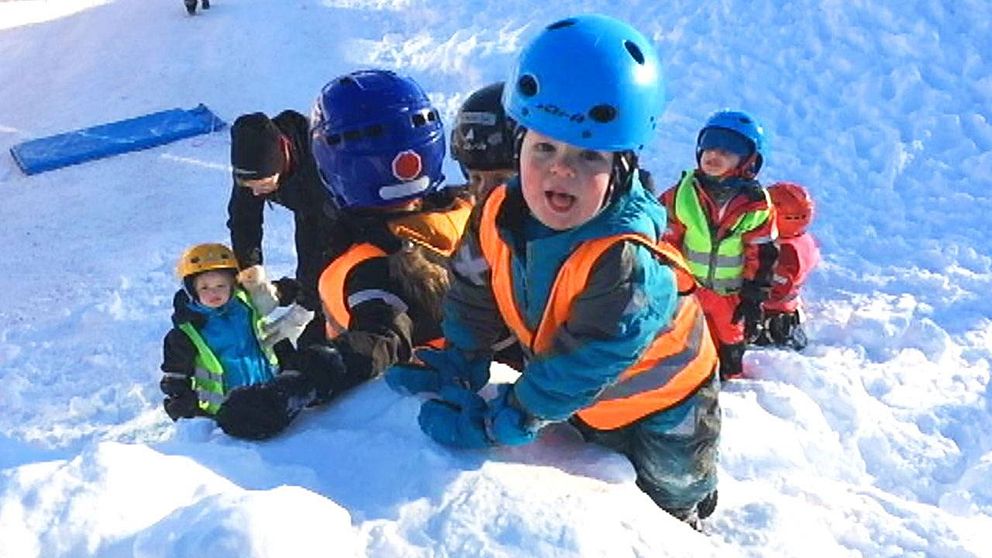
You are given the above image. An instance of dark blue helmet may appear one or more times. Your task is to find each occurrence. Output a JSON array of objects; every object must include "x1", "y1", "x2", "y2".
[
  {"x1": 311, "y1": 70, "x2": 445, "y2": 210},
  {"x1": 695, "y1": 109, "x2": 766, "y2": 177}
]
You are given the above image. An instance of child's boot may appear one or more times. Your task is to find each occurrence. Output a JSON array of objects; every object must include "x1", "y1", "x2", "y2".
[
  {"x1": 202, "y1": 0, "x2": 210, "y2": 9},
  {"x1": 767, "y1": 311, "x2": 808, "y2": 351},
  {"x1": 184, "y1": 0, "x2": 197, "y2": 15}
]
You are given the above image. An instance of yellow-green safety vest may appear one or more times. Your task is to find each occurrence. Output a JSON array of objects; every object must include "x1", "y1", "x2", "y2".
[{"x1": 178, "y1": 289, "x2": 278, "y2": 415}]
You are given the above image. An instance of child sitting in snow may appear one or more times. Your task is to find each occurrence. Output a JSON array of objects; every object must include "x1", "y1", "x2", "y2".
[
  {"x1": 159, "y1": 243, "x2": 298, "y2": 422},
  {"x1": 210, "y1": 69, "x2": 475, "y2": 441},
  {"x1": 754, "y1": 181, "x2": 821, "y2": 350},
  {"x1": 386, "y1": 15, "x2": 721, "y2": 528},
  {"x1": 659, "y1": 110, "x2": 778, "y2": 380}
]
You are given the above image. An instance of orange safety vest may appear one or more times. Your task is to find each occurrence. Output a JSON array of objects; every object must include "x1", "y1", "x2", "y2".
[
  {"x1": 478, "y1": 186, "x2": 718, "y2": 430},
  {"x1": 317, "y1": 197, "x2": 473, "y2": 345}
]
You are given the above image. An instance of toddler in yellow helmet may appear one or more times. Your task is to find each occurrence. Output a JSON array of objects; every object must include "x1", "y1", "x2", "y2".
[{"x1": 159, "y1": 242, "x2": 301, "y2": 426}]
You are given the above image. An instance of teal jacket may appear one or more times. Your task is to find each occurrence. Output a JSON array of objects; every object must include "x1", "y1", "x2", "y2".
[{"x1": 444, "y1": 175, "x2": 679, "y2": 421}]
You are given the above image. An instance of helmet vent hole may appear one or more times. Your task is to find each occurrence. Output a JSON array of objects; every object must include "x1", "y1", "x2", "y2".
[
  {"x1": 547, "y1": 18, "x2": 576, "y2": 30},
  {"x1": 327, "y1": 133, "x2": 342, "y2": 146},
  {"x1": 339, "y1": 76, "x2": 357, "y2": 86},
  {"x1": 589, "y1": 104, "x2": 617, "y2": 123},
  {"x1": 365, "y1": 125, "x2": 383, "y2": 138},
  {"x1": 624, "y1": 40, "x2": 645, "y2": 64},
  {"x1": 518, "y1": 75, "x2": 538, "y2": 98}
]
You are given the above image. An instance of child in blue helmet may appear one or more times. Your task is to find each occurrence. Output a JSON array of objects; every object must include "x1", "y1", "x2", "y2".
[
  {"x1": 386, "y1": 15, "x2": 721, "y2": 529},
  {"x1": 212, "y1": 69, "x2": 476, "y2": 440},
  {"x1": 659, "y1": 111, "x2": 778, "y2": 380}
]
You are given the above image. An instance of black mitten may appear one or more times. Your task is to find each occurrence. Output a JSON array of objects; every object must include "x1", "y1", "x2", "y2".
[
  {"x1": 164, "y1": 391, "x2": 199, "y2": 421},
  {"x1": 273, "y1": 277, "x2": 302, "y2": 306},
  {"x1": 297, "y1": 344, "x2": 348, "y2": 402},
  {"x1": 733, "y1": 281, "x2": 767, "y2": 342}
]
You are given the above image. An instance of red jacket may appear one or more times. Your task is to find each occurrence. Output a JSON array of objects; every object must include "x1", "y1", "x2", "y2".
[{"x1": 764, "y1": 233, "x2": 820, "y2": 313}]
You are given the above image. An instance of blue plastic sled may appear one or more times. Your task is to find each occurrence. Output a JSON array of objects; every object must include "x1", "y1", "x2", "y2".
[{"x1": 10, "y1": 104, "x2": 226, "y2": 175}]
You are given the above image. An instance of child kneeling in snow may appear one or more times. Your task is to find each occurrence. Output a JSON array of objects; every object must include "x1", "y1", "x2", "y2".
[
  {"x1": 754, "y1": 182, "x2": 821, "y2": 350},
  {"x1": 386, "y1": 15, "x2": 721, "y2": 528},
  {"x1": 159, "y1": 242, "x2": 299, "y2": 424}
]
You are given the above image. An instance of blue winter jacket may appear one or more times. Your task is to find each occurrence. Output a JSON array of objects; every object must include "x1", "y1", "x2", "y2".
[
  {"x1": 188, "y1": 296, "x2": 276, "y2": 391},
  {"x1": 444, "y1": 175, "x2": 679, "y2": 422}
]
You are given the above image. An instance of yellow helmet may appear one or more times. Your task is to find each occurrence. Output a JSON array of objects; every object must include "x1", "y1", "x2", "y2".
[{"x1": 176, "y1": 243, "x2": 239, "y2": 279}]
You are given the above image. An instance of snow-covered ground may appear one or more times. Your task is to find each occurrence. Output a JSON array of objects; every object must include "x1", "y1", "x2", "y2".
[{"x1": 1, "y1": 0, "x2": 990, "y2": 556}]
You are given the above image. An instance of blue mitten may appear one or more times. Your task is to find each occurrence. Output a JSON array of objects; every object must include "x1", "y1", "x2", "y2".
[
  {"x1": 487, "y1": 384, "x2": 540, "y2": 447},
  {"x1": 418, "y1": 385, "x2": 492, "y2": 449},
  {"x1": 384, "y1": 348, "x2": 491, "y2": 396},
  {"x1": 417, "y1": 384, "x2": 542, "y2": 449}
]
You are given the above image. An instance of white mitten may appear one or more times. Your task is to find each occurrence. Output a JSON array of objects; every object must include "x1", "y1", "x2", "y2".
[
  {"x1": 238, "y1": 265, "x2": 279, "y2": 315},
  {"x1": 261, "y1": 304, "x2": 314, "y2": 350}
]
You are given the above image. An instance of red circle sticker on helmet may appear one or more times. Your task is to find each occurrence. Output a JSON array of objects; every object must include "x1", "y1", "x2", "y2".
[{"x1": 392, "y1": 150, "x2": 422, "y2": 181}]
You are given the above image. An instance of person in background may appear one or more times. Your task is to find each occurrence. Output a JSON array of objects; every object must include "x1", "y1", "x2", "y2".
[
  {"x1": 184, "y1": 0, "x2": 209, "y2": 16},
  {"x1": 160, "y1": 243, "x2": 298, "y2": 424},
  {"x1": 213, "y1": 70, "x2": 474, "y2": 441},
  {"x1": 227, "y1": 110, "x2": 336, "y2": 349},
  {"x1": 755, "y1": 181, "x2": 820, "y2": 350},
  {"x1": 449, "y1": 81, "x2": 517, "y2": 201},
  {"x1": 659, "y1": 109, "x2": 778, "y2": 380},
  {"x1": 386, "y1": 14, "x2": 721, "y2": 529}
]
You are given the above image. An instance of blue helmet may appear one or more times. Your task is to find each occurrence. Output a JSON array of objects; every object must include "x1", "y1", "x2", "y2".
[
  {"x1": 310, "y1": 70, "x2": 445, "y2": 210},
  {"x1": 696, "y1": 110, "x2": 766, "y2": 177},
  {"x1": 503, "y1": 14, "x2": 665, "y2": 152}
]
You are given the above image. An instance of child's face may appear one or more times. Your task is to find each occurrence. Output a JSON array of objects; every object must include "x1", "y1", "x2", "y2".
[
  {"x1": 193, "y1": 271, "x2": 235, "y2": 308},
  {"x1": 519, "y1": 130, "x2": 612, "y2": 231},
  {"x1": 238, "y1": 174, "x2": 281, "y2": 197},
  {"x1": 699, "y1": 148, "x2": 743, "y2": 178},
  {"x1": 468, "y1": 169, "x2": 515, "y2": 200}
]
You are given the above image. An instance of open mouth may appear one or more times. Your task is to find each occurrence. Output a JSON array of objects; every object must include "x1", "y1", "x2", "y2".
[{"x1": 545, "y1": 191, "x2": 576, "y2": 212}]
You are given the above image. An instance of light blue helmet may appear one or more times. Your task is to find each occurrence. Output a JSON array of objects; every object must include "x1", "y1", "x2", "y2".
[
  {"x1": 503, "y1": 14, "x2": 665, "y2": 152},
  {"x1": 696, "y1": 109, "x2": 766, "y2": 177}
]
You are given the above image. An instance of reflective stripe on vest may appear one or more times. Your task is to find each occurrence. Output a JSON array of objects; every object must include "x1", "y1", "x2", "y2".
[
  {"x1": 478, "y1": 185, "x2": 718, "y2": 430},
  {"x1": 319, "y1": 243, "x2": 387, "y2": 340},
  {"x1": 177, "y1": 290, "x2": 277, "y2": 415},
  {"x1": 317, "y1": 243, "x2": 445, "y2": 349},
  {"x1": 178, "y1": 322, "x2": 227, "y2": 415},
  {"x1": 674, "y1": 173, "x2": 773, "y2": 294}
]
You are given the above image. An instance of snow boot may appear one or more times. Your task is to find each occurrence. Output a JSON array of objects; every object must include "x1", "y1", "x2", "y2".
[
  {"x1": 697, "y1": 490, "x2": 718, "y2": 520},
  {"x1": 202, "y1": 0, "x2": 210, "y2": 9},
  {"x1": 184, "y1": 0, "x2": 197, "y2": 15}
]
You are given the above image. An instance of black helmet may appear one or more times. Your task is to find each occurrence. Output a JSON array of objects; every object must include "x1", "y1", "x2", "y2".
[{"x1": 450, "y1": 82, "x2": 516, "y2": 177}]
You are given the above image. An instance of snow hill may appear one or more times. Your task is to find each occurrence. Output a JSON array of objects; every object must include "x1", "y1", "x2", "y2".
[{"x1": 0, "y1": 1, "x2": 990, "y2": 556}]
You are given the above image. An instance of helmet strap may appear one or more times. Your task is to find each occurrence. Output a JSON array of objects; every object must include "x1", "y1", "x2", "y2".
[
  {"x1": 278, "y1": 134, "x2": 293, "y2": 175},
  {"x1": 604, "y1": 151, "x2": 637, "y2": 207}
]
